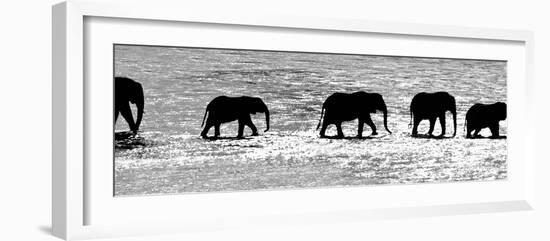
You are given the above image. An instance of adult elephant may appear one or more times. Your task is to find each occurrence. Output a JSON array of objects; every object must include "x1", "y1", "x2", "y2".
[
  {"x1": 200, "y1": 96, "x2": 269, "y2": 138},
  {"x1": 316, "y1": 91, "x2": 391, "y2": 138},
  {"x1": 465, "y1": 102, "x2": 506, "y2": 138},
  {"x1": 410, "y1": 92, "x2": 457, "y2": 137},
  {"x1": 115, "y1": 77, "x2": 144, "y2": 134}
]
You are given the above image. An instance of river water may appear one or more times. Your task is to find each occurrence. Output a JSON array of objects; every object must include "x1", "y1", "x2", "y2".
[{"x1": 114, "y1": 45, "x2": 507, "y2": 196}]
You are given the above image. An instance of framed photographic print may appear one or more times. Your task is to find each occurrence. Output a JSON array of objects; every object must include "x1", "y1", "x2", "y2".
[{"x1": 53, "y1": 0, "x2": 535, "y2": 240}]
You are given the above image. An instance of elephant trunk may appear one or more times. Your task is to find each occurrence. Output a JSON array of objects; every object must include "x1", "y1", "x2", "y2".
[
  {"x1": 134, "y1": 84, "x2": 144, "y2": 134},
  {"x1": 378, "y1": 100, "x2": 391, "y2": 134},
  {"x1": 383, "y1": 108, "x2": 391, "y2": 134},
  {"x1": 452, "y1": 110, "x2": 457, "y2": 137},
  {"x1": 264, "y1": 109, "x2": 270, "y2": 132},
  {"x1": 135, "y1": 102, "x2": 143, "y2": 133}
]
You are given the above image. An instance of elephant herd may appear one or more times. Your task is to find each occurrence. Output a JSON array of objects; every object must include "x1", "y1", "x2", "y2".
[{"x1": 115, "y1": 77, "x2": 507, "y2": 139}]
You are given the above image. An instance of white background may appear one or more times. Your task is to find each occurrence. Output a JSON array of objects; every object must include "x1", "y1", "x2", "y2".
[{"x1": 0, "y1": 0, "x2": 548, "y2": 240}]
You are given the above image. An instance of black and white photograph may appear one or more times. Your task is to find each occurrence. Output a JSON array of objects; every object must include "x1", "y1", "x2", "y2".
[
  {"x1": 114, "y1": 44, "x2": 507, "y2": 196},
  {"x1": 8, "y1": 0, "x2": 550, "y2": 240}
]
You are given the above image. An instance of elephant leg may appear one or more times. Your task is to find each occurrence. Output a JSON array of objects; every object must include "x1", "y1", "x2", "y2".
[
  {"x1": 248, "y1": 123, "x2": 259, "y2": 136},
  {"x1": 364, "y1": 115, "x2": 377, "y2": 136},
  {"x1": 119, "y1": 102, "x2": 136, "y2": 133},
  {"x1": 357, "y1": 120, "x2": 364, "y2": 138},
  {"x1": 214, "y1": 124, "x2": 221, "y2": 137},
  {"x1": 489, "y1": 123, "x2": 500, "y2": 138},
  {"x1": 336, "y1": 123, "x2": 345, "y2": 138},
  {"x1": 438, "y1": 114, "x2": 446, "y2": 137},
  {"x1": 473, "y1": 128, "x2": 481, "y2": 137},
  {"x1": 428, "y1": 117, "x2": 436, "y2": 136},
  {"x1": 237, "y1": 119, "x2": 245, "y2": 138},
  {"x1": 200, "y1": 123, "x2": 212, "y2": 138},
  {"x1": 244, "y1": 116, "x2": 258, "y2": 136},
  {"x1": 114, "y1": 108, "x2": 119, "y2": 124},
  {"x1": 319, "y1": 122, "x2": 329, "y2": 138},
  {"x1": 412, "y1": 116, "x2": 421, "y2": 136}
]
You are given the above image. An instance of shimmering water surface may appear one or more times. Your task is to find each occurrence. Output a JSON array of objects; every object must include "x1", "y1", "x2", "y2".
[{"x1": 114, "y1": 45, "x2": 507, "y2": 196}]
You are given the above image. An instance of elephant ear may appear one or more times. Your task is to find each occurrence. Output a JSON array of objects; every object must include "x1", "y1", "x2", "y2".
[
  {"x1": 130, "y1": 82, "x2": 144, "y2": 104},
  {"x1": 251, "y1": 97, "x2": 265, "y2": 114},
  {"x1": 366, "y1": 94, "x2": 379, "y2": 113},
  {"x1": 366, "y1": 105, "x2": 377, "y2": 113}
]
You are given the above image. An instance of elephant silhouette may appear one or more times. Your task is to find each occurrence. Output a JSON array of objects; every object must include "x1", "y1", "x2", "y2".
[
  {"x1": 200, "y1": 96, "x2": 270, "y2": 138},
  {"x1": 410, "y1": 92, "x2": 457, "y2": 137},
  {"x1": 316, "y1": 91, "x2": 391, "y2": 138},
  {"x1": 465, "y1": 102, "x2": 506, "y2": 138},
  {"x1": 115, "y1": 77, "x2": 144, "y2": 134}
]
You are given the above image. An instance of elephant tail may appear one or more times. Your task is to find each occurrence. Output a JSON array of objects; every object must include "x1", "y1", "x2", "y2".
[
  {"x1": 316, "y1": 106, "x2": 325, "y2": 130},
  {"x1": 464, "y1": 115, "x2": 467, "y2": 136},
  {"x1": 408, "y1": 107, "x2": 412, "y2": 128},
  {"x1": 201, "y1": 109, "x2": 208, "y2": 127}
]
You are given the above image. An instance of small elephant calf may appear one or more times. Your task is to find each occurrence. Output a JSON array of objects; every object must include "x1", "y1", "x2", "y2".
[{"x1": 465, "y1": 102, "x2": 506, "y2": 138}]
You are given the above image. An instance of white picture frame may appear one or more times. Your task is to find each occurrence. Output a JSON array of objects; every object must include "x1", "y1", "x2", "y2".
[{"x1": 52, "y1": 0, "x2": 535, "y2": 240}]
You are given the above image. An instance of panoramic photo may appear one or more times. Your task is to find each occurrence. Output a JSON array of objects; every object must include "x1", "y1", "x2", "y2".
[{"x1": 114, "y1": 44, "x2": 507, "y2": 196}]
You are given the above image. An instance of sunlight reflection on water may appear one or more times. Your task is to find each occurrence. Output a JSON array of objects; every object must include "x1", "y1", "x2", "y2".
[{"x1": 114, "y1": 45, "x2": 506, "y2": 196}]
